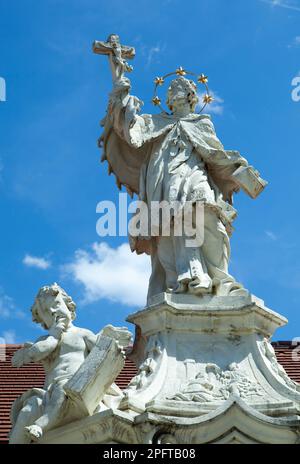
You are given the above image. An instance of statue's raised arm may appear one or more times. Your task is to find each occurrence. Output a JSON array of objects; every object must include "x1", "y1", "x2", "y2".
[{"x1": 93, "y1": 35, "x2": 148, "y2": 195}]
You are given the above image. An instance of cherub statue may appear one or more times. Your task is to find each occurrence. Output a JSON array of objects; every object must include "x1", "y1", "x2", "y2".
[{"x1": 9, "y1": 283, "x2": 131, "y2": 444}]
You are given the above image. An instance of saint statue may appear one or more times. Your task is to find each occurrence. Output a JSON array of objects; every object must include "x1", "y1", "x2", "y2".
[{"x1": 94, "y1": 35, "x2": 266, "y2": 301}]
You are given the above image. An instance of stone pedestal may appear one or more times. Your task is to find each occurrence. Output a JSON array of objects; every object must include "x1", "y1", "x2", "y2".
[{"x1": 40, "y1": 293, "x2": 300, "y2": 444}]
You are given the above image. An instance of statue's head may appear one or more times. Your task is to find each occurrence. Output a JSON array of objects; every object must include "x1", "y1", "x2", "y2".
[
  {"x1": 166, "y1": 77, "x2": 199, "y2": 113},
  {"x1": 108, "y1": 33, "x2": 120, "y2": 47},
  {"x1": 31, "y1": 283, "x2": 76, "y2": 330}
]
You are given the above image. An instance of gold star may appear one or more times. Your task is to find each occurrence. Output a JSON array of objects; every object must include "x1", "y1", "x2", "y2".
[
  {"x1": 152, "y1": 96, "x2": 161, "y2": 106},
  {"x1": 198, "y1": 74, "x2": 208, "y2": 84},
  {"x1": 154, "y1": 76, "x2": 164, "y2": 86},
  {"x1": 176, "y1": 66, "x2": 186, "y2": 76},
  {"x1": 203, "y1": 94, "x2": 214, "y2": 104}
]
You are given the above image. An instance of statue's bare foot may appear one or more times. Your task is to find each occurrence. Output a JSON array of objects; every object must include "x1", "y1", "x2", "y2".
[{"x1": 25, "y1": 425, "x2": 43, "y2": 442}]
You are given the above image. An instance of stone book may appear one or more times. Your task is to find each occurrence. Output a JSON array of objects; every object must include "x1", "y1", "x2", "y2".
[
  {"x1": 232, "y1": 165, "x2": 268, "y2": 199},
  {"x1": 64, "y1": 335, "x2": 125, "y2": 416}
]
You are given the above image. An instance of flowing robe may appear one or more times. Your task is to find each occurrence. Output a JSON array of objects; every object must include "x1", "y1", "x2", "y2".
[{"x1": 101, "y1": 87, "x2": 248, "y2": 299}]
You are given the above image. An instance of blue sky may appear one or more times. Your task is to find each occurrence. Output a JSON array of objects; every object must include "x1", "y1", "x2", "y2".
[{"x1": 0, "y1": 0, "x2": 300, "y2": 344}]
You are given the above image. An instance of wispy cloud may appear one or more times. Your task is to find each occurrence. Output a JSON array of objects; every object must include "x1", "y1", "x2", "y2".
[
  {"x1": 62, "y1": 242, "x2": 150, "y2": 307},
  {"x1": 46, "y1": 37, "x2": 87, "y2": 57},
  {"x1": 147, "y1": 45, "x2": 161, "y2": 67},
  {"x1": 23, "y1": 254, "x2": 51, "y2": 270},
  {"x1": 265, "y1": 230, "x2": 278, "y2": 241},
  {"x1": 289, "y1": 36, "x2": 300, "y2": 47},
  {"x1": 0, "y1": 289, "x2": 25, "y2": 320},
  {"x1": 1, "y1": 330, "x2": 17, "y2": 344},
  {"x1": 259, "y1": 0, "x2": 300, "y2": 12},
  {"x1": 0, "y1": 77, "x2": 6, "y2": 102},
  {"x1": 136, "y1": 40, "x2": 166, "y2": 68},
  {"x1": 197, "y1": 90, "x2": 225, "y2": 115},
  {"x1": 0, "y1": 290, "x2": 15, "y2": 318}
]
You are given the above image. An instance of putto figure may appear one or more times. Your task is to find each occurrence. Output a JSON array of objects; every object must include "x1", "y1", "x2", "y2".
[
  {"x1": 94, "y1": 35, "x2": 267, "y2": 301},
  {"x1": 9, "y1": 283, "x2": 131, "y2": 444}
]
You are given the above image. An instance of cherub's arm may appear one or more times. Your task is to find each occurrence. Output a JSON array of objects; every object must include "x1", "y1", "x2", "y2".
[{"x1": 12, "y1": 335, "x2": 59, "y2": 367}]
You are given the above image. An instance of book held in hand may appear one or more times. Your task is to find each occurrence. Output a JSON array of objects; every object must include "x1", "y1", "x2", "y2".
[{"x1": 232, "y1": 165, "x2": 268, "y2": 199}]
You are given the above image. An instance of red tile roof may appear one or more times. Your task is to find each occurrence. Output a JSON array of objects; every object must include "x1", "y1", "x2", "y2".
[
  {"x1": 271, "y1": 341, "x2": 300, "y2": 384},
  {"x1": 1, "y1": 342, "x2": 299, "y2": 444}
]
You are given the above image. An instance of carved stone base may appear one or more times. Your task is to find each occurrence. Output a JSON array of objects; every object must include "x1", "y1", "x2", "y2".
[{"x1": 40, "y1": 293, "x2": 300, "y2": 444}]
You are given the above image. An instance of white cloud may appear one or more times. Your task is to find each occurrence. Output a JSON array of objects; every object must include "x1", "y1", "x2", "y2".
[
  {"x1": 147, "y1": 45, "x2": 161, "y2": 67},
  {"x1": 0, "y1": 288, "x2": 25, "y2": 321},
  {"x1": 0, "y1": 290, "x2": 15, "y2": 318},
  {"x1": 290, "y1": 36, "x2": 300, "y2": 47},
  {"x1": 23, "y1": 254, "x2": 51, "y2": 270},
  {"x1": 197, "y1": 90, "x2": 225, "y2": 115},
  {"x1": 265, "y1": 230, "x2": 277, "y2": 241},
  {"x1": 62, "y1": 242, "x2": 151, "y2": 307},
  {"x1": 259, "y1": 0, "x2": 300, "y2": 12},
  {"x1": 1, "y1": 330, "x2": 17, "y2": 344},
  {"x1": 136, "y1": 41, "x2": 166, "y2": 68},
  {"x1": 0, "y1": 77, "x2": 6, "y2": 102},
  {"x1": 46, "y1": 37, "x2": 86, "y2": 57}
]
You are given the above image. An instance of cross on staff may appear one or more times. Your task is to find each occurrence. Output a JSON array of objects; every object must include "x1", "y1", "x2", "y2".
[{"x1": 93, "y1": 34, "x2": 135, "y2": 81}]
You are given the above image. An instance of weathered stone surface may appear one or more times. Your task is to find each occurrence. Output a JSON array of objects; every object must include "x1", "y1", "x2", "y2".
[
  {"x1": 10, "y1": 33, "x2": 298, "y2": 445},
  {"x1": 64, "y1": 334, "x2": 125, "y2": 416},
  {"x1": 9, "y1": 284, "x2": 132, "y2": 444},
  {"x1": 40, "y1": 293, "x2": 300, "y2": 444},
  {"x1": 95, "y1": 33, "x2": 267, "y2": 302}
]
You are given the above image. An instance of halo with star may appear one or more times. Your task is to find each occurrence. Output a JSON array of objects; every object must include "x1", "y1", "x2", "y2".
[{"x1": 152, "y1": 67, "x2": 213, "y2": 114}]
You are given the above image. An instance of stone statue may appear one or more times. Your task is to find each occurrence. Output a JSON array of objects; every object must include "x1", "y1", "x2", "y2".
[
  {"x1": 9, "y1": 283, "x2": 131, "y2": 444},
  {"x1": 6, "y1": 35, "x2": 300, "y2": 446},
  {"x1": 93, "y1": 34, "x2": 135, "y2": 80},
  {"x1": 94, "y1": 35, "x2": 267, "y2": 301}
]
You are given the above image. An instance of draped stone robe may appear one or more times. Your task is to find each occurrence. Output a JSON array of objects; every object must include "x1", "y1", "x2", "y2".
[{"x1": 101, "y1": 85, "x2": 248, "y2": 299}]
